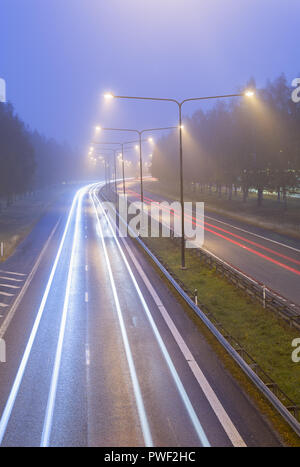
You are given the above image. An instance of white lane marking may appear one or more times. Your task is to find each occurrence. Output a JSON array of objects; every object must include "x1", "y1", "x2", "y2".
[
  {"x1": 121, "y1": 234, "x2": 246, "y2": 447},
  {"x1": 93, "y1": 189, "x2": 210, "y2": 448},
  {"x1": 121, "y1": 195, "x2": 246, "y2": 446},
  {"x1": 0, "y1": 193, "x2": 79, "y2": 445},
  {"x1": 205, "y1": 214, "x2": 300, "y2": 254},
  {"x1": 85, "y1": 292, "x2": 89, "y2": 303},
  {"x1": 0, "y1": 284, "x2": 20, "y2": 289},
  {"x1": 0, "y1": 220, "x2": 60, "y2": 340},
  {"x1": 85, "y1": 344, "x2": 90, "y2": 366},
  {"x1": 0, "y1": 271, "x2": 26, "y2": 276},
  {"x1": 41, "y1": 187, "x2": 88, "y2": 447},
  {"x1": 138, "y1": 191, "x2": 300, "y2": 254},
  {"x1": 91, "y1": 189, "x2": 153, "y2": 448},
  {"x1": 0, "y1": 304, "x2": 8, "y2": 308},
  {"x1": 0, "y1": 292, "x2": 14, "y2": 297},
  {"x1": 85, "y1": 265, "x2": 88, "y2": 272},
  {"x1": 117, "y1": 199, "x2": 246, "y2": 446},
  {"x1": 0, "y1": 277, "x2": 24, "y2": 282},
  {"x1": 179, "y1": 204, "x2": 300, "y2": 255}
]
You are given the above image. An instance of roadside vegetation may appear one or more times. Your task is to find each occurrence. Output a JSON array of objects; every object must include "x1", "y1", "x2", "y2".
[
  {"x1": 0, "y1": 186, "x2": 67, "y2": 261},
  {"x1": 143, "y1": 235, "x2": 300, "y2": 410},
  {"x1": 151, "y1": 74, "x2": 300, "y2": 224},
  {"x1": 0, "y1": 101, "x2": 81, "y2": 210},
  {"x1": 0, "y1": 101, "x2": 84, "y2": 260}
]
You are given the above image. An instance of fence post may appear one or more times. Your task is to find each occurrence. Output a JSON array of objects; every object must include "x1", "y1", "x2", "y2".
[
  {"x1": 194, "y1": 289, "x2": 198, "y2": 306},
  {"x1": 263, "y1": 285, "x2": 266, "y2": 308}
]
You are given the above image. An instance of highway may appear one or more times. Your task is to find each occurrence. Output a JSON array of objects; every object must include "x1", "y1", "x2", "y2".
[
  {"x1": 0, "y1": 183, "x2": 282, "y2": 446},
  {"x1": 126, "y1": 180, "x2": 300, "y2": 305}
]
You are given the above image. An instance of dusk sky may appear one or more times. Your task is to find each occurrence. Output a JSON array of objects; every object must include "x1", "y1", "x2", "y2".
[{"x1": 1, "y1": 0, "x2": 299, "y2": 151}]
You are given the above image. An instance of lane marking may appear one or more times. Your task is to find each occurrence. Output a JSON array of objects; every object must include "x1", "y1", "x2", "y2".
[
  {"x1": 85, "y1": 292, "x2": 89, "y2": 303},
  {"x1": 0, "y1": 219, "x2": 60, "y2": 340},
  {"x1": 85, "y1": 265, "x2": 88, "y2": 272},
  {"x1": 131, "y1": 192, "x2": 300, "y2": 276},
  {"x1": 120, "y1": 233, "x2": 246, "y2": 447},
  {"x1": 91, "y1": 188, "x2": 153, "y2": 448},
  {"x1": 0, "y1": 284, "x2": 21, "y2": 290},
  {"x1": 0, "y1": 271, "x2": 26, "y2": 276},
  {"x1": 0, "y1": 292, "x2": 14, "y2": 297},
  {"x1": 0, "y1": 304, "x2": 8, "y2": 308},
  {"x1": 41, "y1": 187, "x2": 87, "y2": 447},
  {"x1": 85, "y1": 344, "x2": 90, "y2": 366},
  {"x1": 129, "y1": 189, "x2": 300, "y2": 254},
  {"x1": 100, "y1": 188, "x2": 246, "y2": 447},
  {"x1": 0, "y1": 193, "x2": 79, "y2": 445},
  {"x1": 0, "y1": 277, "x2": 24, "y2": 282},
  {"x1": 93, "y1": 188, "x2": 210, "y2": 448}
]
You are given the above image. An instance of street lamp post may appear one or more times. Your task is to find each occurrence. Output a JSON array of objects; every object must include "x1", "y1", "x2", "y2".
[
  {"x1": 92, "y1": 139, "x2": 142, "y2": 197},
  {"x1": 104, "y1": 91, "x2": 254, "y2": 268},
  {"x1": 95, "y1": 126, "x2": 177, "y2": 204},
  {"x1": 94, "y1": 147, "x2": 119, "y2": 195}
]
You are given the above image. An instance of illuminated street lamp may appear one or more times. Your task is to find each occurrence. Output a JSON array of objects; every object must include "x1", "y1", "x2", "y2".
[
  {"x1": 92, "y1": 139, "x2": 142, "y2": 196},
  {"x1": 95, "y1": 126, "x2": 177, "y2": 203},
  {"x1": 104, "y1": 90, "x2": 254, "y2": 268}
]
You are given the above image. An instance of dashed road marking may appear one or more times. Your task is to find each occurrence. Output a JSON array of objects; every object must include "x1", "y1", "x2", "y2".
[
  {"x1": 0, "y1": 292, "x2": 14, "y2": 297},
  {"x1": 0, "y1": 271, "x2": 26, "y2": 277},
  {"x1": 0, "y1": 284, "x2": 21, "y2": 289},
  {"x1": 0, "y1": 277, "x2": 24, "y2": 282}
]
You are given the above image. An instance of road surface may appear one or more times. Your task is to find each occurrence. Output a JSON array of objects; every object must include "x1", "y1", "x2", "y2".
[
  {"x1": 0, "y1": 183, "x2": 282, "y2": 446},
  {"x1": 125, "y1": 180, "x2": 300, "y2": 305}
]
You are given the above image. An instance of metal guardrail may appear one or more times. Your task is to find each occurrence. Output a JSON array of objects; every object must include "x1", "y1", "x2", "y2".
[
  {"x1": 167, "y1": 236, "x2": 300, "y2": 330},
  {"x1": 100, "y1": 186, "x2": 300, "y2": 438}
]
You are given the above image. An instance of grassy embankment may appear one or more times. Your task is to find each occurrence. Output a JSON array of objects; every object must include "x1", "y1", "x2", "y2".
[
  {"x1": 142, "y1": 235, "x2": 300, "y2": 445},
  {"x1": 0, "y1": 187, "x2": 65, "y2": 262}
]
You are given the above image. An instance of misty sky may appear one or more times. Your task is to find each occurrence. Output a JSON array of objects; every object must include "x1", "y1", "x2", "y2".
[{"x1": 1, "y1": 0, "x2": 299, "y2": 152}]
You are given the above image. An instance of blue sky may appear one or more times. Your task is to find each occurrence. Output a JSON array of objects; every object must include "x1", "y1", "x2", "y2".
[{"x1": 1, "y1": 0, "x2": 299, "y2": 151}]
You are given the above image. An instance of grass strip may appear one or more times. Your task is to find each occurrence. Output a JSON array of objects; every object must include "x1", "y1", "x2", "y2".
[{"x1": 144, "y1": 236, "x2": 300, "y2": 409}]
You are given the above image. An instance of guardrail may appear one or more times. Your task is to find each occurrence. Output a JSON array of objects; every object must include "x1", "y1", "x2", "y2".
[
  {"x1": 172, "y1": 235, "x2": 300, "y2": 331},
  {"x1": 100, "y1": 186, "x2": 300, "y2": 437}
]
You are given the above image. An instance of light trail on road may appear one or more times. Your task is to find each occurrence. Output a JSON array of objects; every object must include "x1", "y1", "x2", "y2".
[
  {"x1": 0, "y1": 187, "x2": 83, "y2": 445},
  {"x1": 0, "y1": 182, "x2": 284, "y2": 447},
  {"x1": 127, "y1": 189, "x2": 300, "y2": 276}
]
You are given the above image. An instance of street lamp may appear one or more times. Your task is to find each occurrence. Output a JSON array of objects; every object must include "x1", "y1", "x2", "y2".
[
  {"x1": 95, "y1": 126, "x2": 177, "y2": 203},
  {"x1": 92, "y1": 139, "x2": 142, "y2": 196},
  {"x1": 104, "y1": 90, "x2": 254, "y2": 268},
  {"x1": 94, "y1": 147, "x2": 119, "y2": 194}
]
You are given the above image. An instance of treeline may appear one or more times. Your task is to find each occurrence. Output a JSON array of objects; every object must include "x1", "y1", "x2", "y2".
[
  {"x1": 0, "y1": 102, "x2": 81, "y2": 207},
  {"x1": 151, "y1": 75, "x2": 300, "y2": 207}
]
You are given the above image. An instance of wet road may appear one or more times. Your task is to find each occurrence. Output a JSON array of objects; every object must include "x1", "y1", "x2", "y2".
[
  {"x1": 0, "y1": 183, "x2": 282, "y2": 446},
  {"x1": 126, "y1": 181, "x2": 300, "y2": 305}
]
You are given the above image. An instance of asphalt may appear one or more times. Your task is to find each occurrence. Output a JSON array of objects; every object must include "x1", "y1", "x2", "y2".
[
  {"x1": 0, "y1": 183, "x2": 284, "y2": 446},
  {"x1": 125, "y1": 181, "x2": 300, "y2": 305}
]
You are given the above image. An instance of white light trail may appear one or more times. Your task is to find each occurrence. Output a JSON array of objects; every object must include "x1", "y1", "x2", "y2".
[
  {"x1": 40, "y1": 186, "x2": 87, "y2": 447},
  {"x1": 0, "y1": 188, "x2": 81, "y2": 446},
  {"x1": 90, "y1": 187, "x2": 153, "y2": 448},
  {"x1": 93, "y1": 187, "x2": 211, "y2": 447}
]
